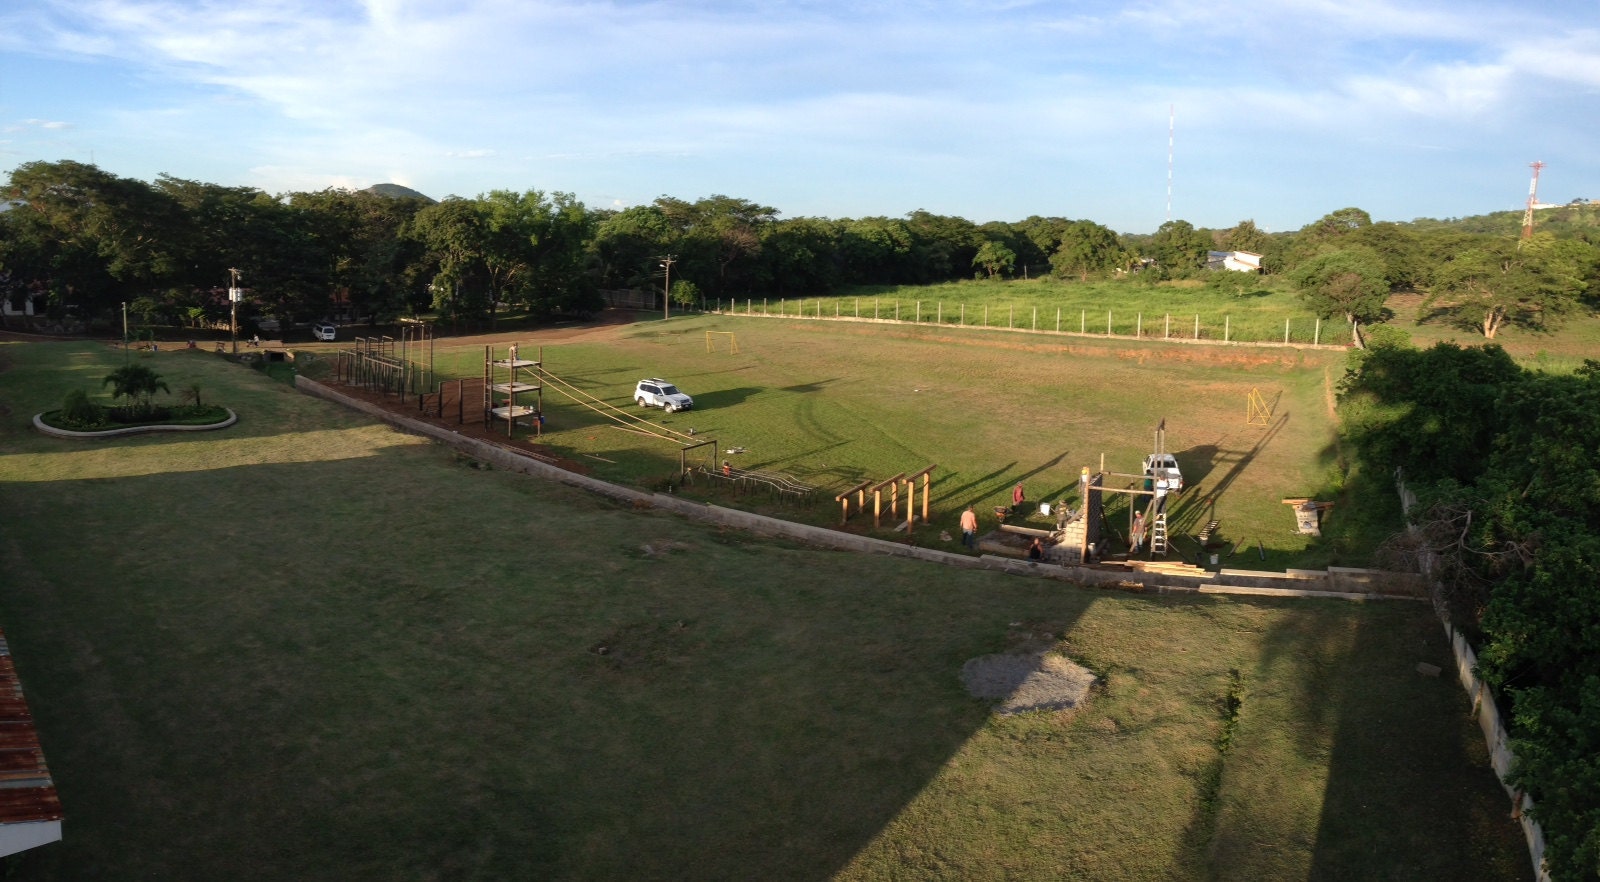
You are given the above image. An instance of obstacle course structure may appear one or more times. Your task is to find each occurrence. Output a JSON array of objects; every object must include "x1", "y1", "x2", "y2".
[
  {"x1": 483, "y1": 344, "x2": 543, "y2": 440},
  {"x1": 834, "y1": 465, "x2": 937, "y2": 533},
  {"x1": 332, "y1": 323, "x2": 437, "y2": 397}
]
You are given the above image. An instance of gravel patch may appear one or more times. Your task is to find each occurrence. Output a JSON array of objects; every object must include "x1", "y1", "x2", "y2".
[{"x1": 960, "y1": 652, "x2": 1097, "y2": 715}]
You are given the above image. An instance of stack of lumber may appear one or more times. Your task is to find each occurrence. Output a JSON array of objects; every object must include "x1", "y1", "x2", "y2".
[{"x1": 1124, "y1": 559, "x2": 1215, "y2": 580}]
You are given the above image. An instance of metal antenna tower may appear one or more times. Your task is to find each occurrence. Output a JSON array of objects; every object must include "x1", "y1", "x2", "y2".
[
  {"x1": 1521, "y1": 160, "x2": 1545, "y2": 240},
  {"x1": 1166, "y1": 104, "x2": 1175, "y2": 224}
]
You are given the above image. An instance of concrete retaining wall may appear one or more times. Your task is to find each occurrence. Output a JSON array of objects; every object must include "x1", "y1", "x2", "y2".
[
  {"x1": 1398, "y1": 472, "x2": 1550, "y2": 882},
  {"x1": 297, "y1": 376, "x2": 1420, "y2": 603}
]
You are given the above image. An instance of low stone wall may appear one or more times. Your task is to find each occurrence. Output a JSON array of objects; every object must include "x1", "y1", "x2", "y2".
[
  {"x1": 296, "y1": 376, "x2": 1420, "y2": 603},
  {"x1": 32, "y1": 408, "x2": 239, "y2": 439}
]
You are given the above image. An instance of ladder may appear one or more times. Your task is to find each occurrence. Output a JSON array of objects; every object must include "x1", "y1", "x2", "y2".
[{"x1": 1151, "y1": 513, "x2": 1169, "y2": 556}]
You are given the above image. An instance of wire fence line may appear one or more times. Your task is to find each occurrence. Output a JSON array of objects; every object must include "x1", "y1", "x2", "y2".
[{"x1": 711, "y1": 296, "x2": 1355, "y2": 349}]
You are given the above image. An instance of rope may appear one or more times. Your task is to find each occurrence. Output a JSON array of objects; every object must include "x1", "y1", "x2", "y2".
[{"x1": 538, "y1": 369, "x2": 695, "y2": 445}]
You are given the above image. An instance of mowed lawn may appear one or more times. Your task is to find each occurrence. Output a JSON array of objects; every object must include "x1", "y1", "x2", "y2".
[
  {"x1": 431, "y1": 313, "x2": 1366, "y2": 569},
  {"x1": 0, "y1": 340, "x2": 1527, "y2": 880}
]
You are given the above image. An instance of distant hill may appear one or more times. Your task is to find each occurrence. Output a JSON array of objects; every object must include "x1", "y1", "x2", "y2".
[{"x1": 364, "y1": 183, "x2": 435, "y2": 203}]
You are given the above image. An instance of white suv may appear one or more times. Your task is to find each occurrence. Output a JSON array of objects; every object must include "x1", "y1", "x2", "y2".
[{"x1": 634, "y1": 378, "x2": 693, "y2": 412}]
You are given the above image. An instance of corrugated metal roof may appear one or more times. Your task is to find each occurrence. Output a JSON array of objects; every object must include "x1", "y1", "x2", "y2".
[{"x1": 0, "y1": 633, "x2": 61, "y2": 824}]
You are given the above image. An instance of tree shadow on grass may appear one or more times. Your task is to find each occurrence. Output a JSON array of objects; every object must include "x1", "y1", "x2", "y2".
[
  {"x1": 0, "y1": 447, "x2": 1100, "y2": 881},
  {"x1": 1176, "y1": 601, "x2": 1530, "y2": 880}
]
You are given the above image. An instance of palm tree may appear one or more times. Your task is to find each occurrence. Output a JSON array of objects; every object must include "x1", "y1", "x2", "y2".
[{"x1": 102, "y1": 364, "x2": 170, "y2": 418}]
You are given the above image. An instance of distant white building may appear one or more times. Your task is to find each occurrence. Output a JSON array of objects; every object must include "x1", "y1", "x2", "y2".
[{"x1": 1207, "y1": 250, "x2": 1263, "y2": 273}]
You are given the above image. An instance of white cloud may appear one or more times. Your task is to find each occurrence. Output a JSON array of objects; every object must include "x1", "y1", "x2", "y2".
[
  {"x1": 1502, "y1": 29, "x2": 1600, "y2": 88},
  {"x1": 1344, "y1": 62, "x2": 1512, "y2": 117}
]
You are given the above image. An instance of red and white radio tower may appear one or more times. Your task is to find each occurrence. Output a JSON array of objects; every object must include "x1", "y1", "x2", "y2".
[{"x1": 1521, "y1": 160, "x2": 1546, "y2": 239}]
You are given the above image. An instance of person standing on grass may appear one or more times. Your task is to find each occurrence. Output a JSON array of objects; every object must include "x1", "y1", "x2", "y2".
[
  {"x1": 1131, "y1": 510, "x2": 1145, "y2": 553},
  {"x1": 960, "y1": 505, "x2": 979, "y2": 549},
  {"x1": 1012, "y1": 482, "x2": 1025, "y2": 513}
]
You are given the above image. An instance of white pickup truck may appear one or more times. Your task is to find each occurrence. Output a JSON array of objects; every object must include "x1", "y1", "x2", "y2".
[{"x1": 1143, "y1": 453, "x2": 1184, "y2": 491}]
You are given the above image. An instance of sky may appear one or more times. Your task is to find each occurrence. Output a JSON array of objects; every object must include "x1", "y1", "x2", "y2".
[{"x1": 1, "y1": 1, "x2": 1596, "y2": 235}]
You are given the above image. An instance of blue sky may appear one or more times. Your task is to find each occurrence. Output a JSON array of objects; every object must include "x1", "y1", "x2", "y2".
[{"x1": 1, "y1": 0, "x2": 1596, "y2": 234}]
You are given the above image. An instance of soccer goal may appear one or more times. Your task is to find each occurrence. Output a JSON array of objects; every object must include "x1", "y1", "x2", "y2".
[
  {"x1": 1247, "y1": 387, "x2": 1273, "y2": 426},
  {"x1": 705, "y1": 330, "x2": 740, "y2": 354}
]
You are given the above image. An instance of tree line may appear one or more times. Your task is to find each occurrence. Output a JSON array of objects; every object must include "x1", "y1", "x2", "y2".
[{"x1": 2, "y1": 160, "x2": 1598, "y2": 341}]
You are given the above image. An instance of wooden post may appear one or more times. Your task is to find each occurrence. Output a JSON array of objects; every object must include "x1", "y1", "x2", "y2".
[
  {"x1": 1137, "y1": 313, "x2": 1142, "y2": 338},
  {"x1": 869, "y1": 474, "x2": 906, "y2": 529},
  {"x1": 904, "y1": 477, "x2": 915, "y2": 534},
  {"x1": 1225, "y1": 315, "x2": 1231, "y2": 342},
  {"x1": 906, "y1": 464, "x2": 937, "y2": 527},
  {"x1": 837, "y1": 480, "x2": 874, "y2": 525},
  {"x1": 1056, "y1": 308, "x2": 1061, "y2": 332},
  {"x1": 1285, "y1": 318, "x2": 1290, "y2": 344}
]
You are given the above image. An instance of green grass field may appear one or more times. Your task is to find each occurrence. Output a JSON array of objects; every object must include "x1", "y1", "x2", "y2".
[
  {"x1": 0, "y1": 339, "x2": 1529, "y2": 880},
  {"x1": 419, "y1": 312, "x2": 1375, "y2": 570},
  {"x1": 717, "y1": 276, "x2": 1344, "y2": 346}
]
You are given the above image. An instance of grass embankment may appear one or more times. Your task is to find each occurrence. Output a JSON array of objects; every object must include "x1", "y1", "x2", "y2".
[
  {"x1": 430, "y1": 313, "x2": 1383, "y2": 569},
  {"x1": 0, "y1": 340, "x2": 1526, "y2": 880}
]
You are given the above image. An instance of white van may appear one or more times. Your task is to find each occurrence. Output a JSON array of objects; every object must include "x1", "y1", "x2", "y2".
[{"x1": 312, "y1": 324, "x2": 337, "y2": 342}]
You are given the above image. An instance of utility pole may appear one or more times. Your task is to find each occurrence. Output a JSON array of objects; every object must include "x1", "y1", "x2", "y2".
[
  {"x1": 228, "y1": 268, "x2": 242, "y2": 355},
  {"x1": 658, "y1": 255, "x2": 676, "y2": 320}
]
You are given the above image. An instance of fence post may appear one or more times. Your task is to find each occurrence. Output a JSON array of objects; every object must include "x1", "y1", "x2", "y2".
[
  {"x1": 985, "y1": 305, "x2": 989, "y2": 326},
  {"x1": 961, "y1": 303, "x2": 965, "y2": 325},
  {"x1": 1008, "y1": 305, "x2": 1013, "y2": 329},
  {"x1": 916, "y1": 301, "x2": 921, "y2": 323},
  {"x1": 1165, "y1": 313, "x2": 1171, "y2": 339},
  {"x1": 938, "y1": 302, "x2": 942, "y2": 324},
  {"x1": 1107, "y1": 310, "x2": 1112, "y2": 336},
  {"x1": 1032, "y1": 306, "x2": 1037, "y2": 331},
  {"x1": 1137, "y1": 313, "x2": 1142, "y2": 338},
  {"x1": 1225, "y1": 315, "x2": 1230, "y2": 342},
  {"x1": 1056, "y1": 308, "x2": 1061, "y2": 333},
  {"x1": 1081, "y1": 310, "x2": 1086, "y2": 333},
  {"x1": 1285, "y1": 318, "x2": 1290, "y2": 344},
  {"x1": 1194, "y1": 314, "x2": 1199, "y2": 339},
  {"x1": 1315, "y1": 317, "x2": 1320, "y2": 345},
  {"x1": 895, "y1": 300, "x2": 900, "y2": 321}
]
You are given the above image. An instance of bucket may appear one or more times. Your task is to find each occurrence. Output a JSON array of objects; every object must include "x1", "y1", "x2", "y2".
[{"x1": 1209, "y1": 553, "x2": 1219, "y2": 566}]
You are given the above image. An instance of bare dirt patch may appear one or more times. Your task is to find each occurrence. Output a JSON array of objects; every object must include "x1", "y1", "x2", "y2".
[{"x1": 960, "y1": 651, "x2": 1098, "y2": 715}]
